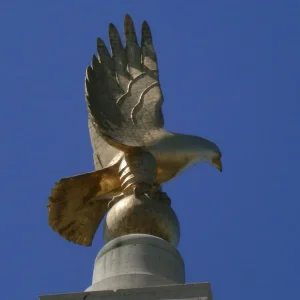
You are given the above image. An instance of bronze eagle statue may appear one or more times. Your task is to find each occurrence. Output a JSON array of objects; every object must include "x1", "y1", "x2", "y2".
[{"x1": 48, "y1": 14, "x2": 222, "y2": 246}]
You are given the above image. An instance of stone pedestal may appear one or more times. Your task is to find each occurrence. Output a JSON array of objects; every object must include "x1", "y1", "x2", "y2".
[
  {"x1": 40, "y1": 234, "x2": 213, "y2": 299},
  {"x1": 86, "y1": 234, "x2": 185, "y2": 291}
]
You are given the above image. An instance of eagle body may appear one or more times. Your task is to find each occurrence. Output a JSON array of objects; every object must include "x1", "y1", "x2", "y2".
[
  {"x1": 48, "y1": 15, "x2": 222, "y2": 246},
  {"x1": 92, "y1": 129, "x2": 219, "y2": 187}
]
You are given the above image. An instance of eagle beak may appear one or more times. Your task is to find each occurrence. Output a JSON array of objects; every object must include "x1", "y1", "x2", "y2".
[{"x1": 212, "y1": 152, "x2": 222, "y2": 172}]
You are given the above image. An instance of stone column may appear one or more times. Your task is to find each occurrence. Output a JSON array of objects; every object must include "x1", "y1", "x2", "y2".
[{"x1": 86, "y1": 234, "x2": 185, "y2": 291}]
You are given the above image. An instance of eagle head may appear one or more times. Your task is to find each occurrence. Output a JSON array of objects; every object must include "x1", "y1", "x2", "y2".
[{"x1": 184, "y1": 134, "x2": 223, "y2": 172}]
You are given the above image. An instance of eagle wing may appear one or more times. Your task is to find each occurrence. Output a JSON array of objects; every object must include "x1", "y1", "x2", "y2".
[
  {"x1": 88, "y1": 118, "x2": 122, "y2": 170},
  {"x1": 85, "y1": 14, "x2": 165, "y2": 150},
  {"x1": 48, "y1": 164, "x2": 121, "y2": 246}
]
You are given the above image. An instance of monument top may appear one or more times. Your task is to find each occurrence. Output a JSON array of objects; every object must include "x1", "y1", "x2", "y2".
[{"x1": 47, "y1": 14, "x2": 222, "y2": 247}]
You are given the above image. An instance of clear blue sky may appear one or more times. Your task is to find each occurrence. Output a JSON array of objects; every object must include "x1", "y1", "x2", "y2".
[{"x1": 0, "y1": 1, "x2": 299, "y2": 299}]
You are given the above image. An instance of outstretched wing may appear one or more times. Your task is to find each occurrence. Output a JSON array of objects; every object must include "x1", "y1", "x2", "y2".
[
  {"x1": 48, "y1": 165, "x2": 121, "y2": 246},
  {"x1": 85, "y1": 14, "x2": 164, "y2": 149},
  {"x1": 88, "y1": 118, "x2": 122, "y2": 170}
]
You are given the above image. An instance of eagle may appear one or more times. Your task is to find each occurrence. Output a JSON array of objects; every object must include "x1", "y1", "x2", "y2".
[{"x1": 48, "y1": 15, "x2": 222, "y2": 246}]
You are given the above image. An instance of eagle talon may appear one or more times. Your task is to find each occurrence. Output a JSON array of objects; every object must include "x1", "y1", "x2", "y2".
[
  {"x1": 132, "y1": 183, "x2": 152, "y2": 198},
  {"x1": 146, "y1": 184, "x2": 172, "y2": 205}
]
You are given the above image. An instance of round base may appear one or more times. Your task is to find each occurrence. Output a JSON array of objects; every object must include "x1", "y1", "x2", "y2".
[
  {"x1": 85, "y1": 234, "x2": 185, "y2": 292},
  {"x1": 104, "y1": 193, "x2": 180, "y2": 246}
]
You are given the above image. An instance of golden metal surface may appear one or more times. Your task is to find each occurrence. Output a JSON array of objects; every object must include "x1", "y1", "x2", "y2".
[
  {"x1": 104, "y1": 193, "x2": 180, "y2": 246},
  {"x1": 119, "y1": 151, "x2": 156, "y2": 192},
  {"x1": 48, "y1": 15, "x2": 223, "y2": 247},
  {"x1": 212, "y1": 152, "x2": 223, "y2": 172},
  {"x1": 48, "y1": 164, "x2": 121, "y2": 246}
]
